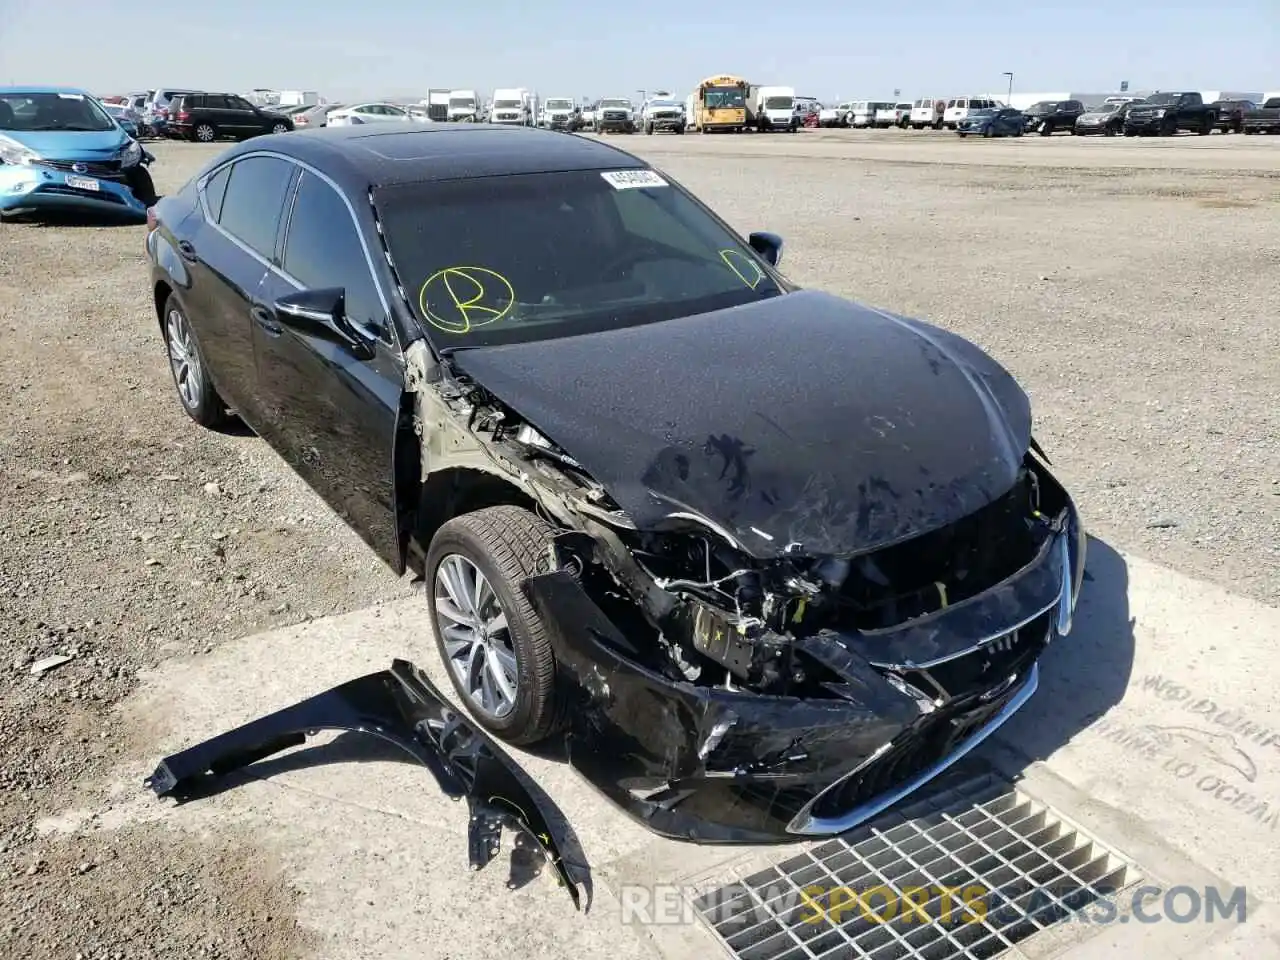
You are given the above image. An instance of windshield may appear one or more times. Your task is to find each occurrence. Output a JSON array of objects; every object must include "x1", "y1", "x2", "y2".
[
  {"x1": 449, "y1": 97, "x2": 476, "y2": 109},
  {"x1": 649, "y1": 100, "x2": 679, "y2": 109},
  {"x1": 546, "y1": 99, "x2": 573, "y2": 110},
  {"x1": 376, "y1": 169, "x2": 784, "y2": 350},
  {"x1": 1028, "y1": 101, "x2": 1057, "y2": 113},
  {"x1": 969, "y1": 108, "x2": 996, "y2": 117},
  {"x1": 493, "y1": 99, "x2": 521, "y2": 108},
  {"x1": 600, "y1": 99, "x2": 631, "y2": 109},
  {"x1": 1144, "y1": 93, "x2": 1180, "y2": 105},
  {"x1": 0, "y1": 92, "x2": 118, "y2": 132},
  {"x1": 764, "y1": 96, "x2": 793, "y2": 109},
  {"x1": 703, "y1": 86, "x2": 745, "y2": 108}
]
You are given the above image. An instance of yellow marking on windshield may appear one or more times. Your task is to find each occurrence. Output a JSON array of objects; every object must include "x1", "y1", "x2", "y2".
[
  {"x1": 419, "y1": 266, "x2": 515, "y2": 334},
  {"x1": 719, "y1": 249, "x2": 765, "y2": 290}
]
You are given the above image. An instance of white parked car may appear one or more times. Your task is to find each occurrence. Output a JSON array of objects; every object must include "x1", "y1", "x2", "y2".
[{"x1": 326, "y1": 103, "x2": 423, "y2": 127}]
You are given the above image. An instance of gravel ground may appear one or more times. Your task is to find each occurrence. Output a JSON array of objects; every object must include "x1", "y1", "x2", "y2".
[{"x1": 0, "y1": 130, "x2": 1276, "y2": 958}]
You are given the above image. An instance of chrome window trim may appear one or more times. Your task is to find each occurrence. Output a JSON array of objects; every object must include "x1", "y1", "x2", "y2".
[{"x1": 195, "y1": 150, "x2": 399, "y2": 351}]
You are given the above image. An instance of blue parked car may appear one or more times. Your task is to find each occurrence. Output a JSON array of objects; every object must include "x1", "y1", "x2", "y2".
[
  {"x1": 0, "y1": 86, "x2": 158, "y2": 221},
  {"x1": 956, "y1": 107, "x2": 1026, "y2": 138}
]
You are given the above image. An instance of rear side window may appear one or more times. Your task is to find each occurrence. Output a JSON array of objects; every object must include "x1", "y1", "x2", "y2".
[
  {"x1": 281, "y1": 171, "x2": 388, "y2": 341},
  {"x1": 218, "y1": 156, "x2": 294, "y2": 259},
  {"x1": 203, "y1": 165, "x2": 231, "y2": 220}
]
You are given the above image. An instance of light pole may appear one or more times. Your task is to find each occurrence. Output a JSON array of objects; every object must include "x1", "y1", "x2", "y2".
[{"x1": 1002, "y1": 72, "x2": 1014, "y2": 104}]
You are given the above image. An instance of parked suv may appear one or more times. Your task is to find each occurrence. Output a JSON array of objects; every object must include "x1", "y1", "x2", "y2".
[
  {"x1": 167, "y1": 93, "x2": 295, "y2": 142},
  {"x1": 1210, "y1": 99, "x2": 1255, "y2": 134},
  {"x1": 1124, "y1": 92, "x2": 1217, "y2": 136},
  {"x1": 1022, "y1": 100, "x2": 1085, "y2": 135}
]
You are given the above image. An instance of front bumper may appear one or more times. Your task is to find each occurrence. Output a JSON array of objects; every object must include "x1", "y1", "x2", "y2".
[
  {"x1": 597, "y1": 118, "x2": 634, "y2": 131},
  {"x1": 1124, "y1": 117, "x2": 1165, "y2": 133},
  {"x1": 0, "y1": 159, "x2": 148, "y2": 219},
  {"x1": 646, "y1": 116, "x2": 685, "y2": 131},
  {"x1": 523, "y1": 491, "x2": 1084, "y2": 844},
  {"x1": 145, "y1": 659, "x2": 587, "y2": 908}
]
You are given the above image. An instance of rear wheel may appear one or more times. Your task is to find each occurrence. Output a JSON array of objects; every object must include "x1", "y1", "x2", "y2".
[
  {"x1": 426, "y1": 506, "x2": 562, "y2": 745},
  {"x1": 161, "y1": 295, "x2": 230, "y2": 429},
  {"x1": 193, "y1": 122, "x2": 216, "y2": 143}
]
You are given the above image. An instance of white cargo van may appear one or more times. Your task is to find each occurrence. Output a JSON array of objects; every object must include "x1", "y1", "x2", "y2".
[
  {"x1": 910, "y1": 98, "x2": 945, "y2": 128},
  {"x1": 490, "y1": 88, "x2": 534, "y2": 125},
  {"x1": 753, "y1": 85, "x2": 796, "y2": 131},
  {"x1": 943, "y1": 96, "x2": 1000, "y2": 129},
  {"x1": 447, "y1": 89, "x2": 479, "y2": 121}
]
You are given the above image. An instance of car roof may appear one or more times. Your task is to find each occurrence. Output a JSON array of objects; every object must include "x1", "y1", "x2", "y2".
[
  {"x1": 0, "y1": 85, "x2": 93, "y2": 96},
  {"x1": 222, "y1": 124, "x2": 648, "y2": 189}
]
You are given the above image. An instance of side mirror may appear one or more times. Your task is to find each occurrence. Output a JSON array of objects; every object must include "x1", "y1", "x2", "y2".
[
  {"x1": 273, "y1": 287, "x2": 375, "y2": 360},
  {"x1": 748, "y1": 231, "x2": 784, "y2": 267}
]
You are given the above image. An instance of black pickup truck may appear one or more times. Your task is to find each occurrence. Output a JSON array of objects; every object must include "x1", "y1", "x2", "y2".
[
  {"x1": 1123, "y1": 92, "x2": 1217, "y2": 136},
  {"x1": 1241, "y1": 97, "x2": 1280, "y2": 134}
]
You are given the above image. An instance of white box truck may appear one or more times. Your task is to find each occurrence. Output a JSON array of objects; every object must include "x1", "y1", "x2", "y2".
[
  {"x1": 447, "y1": 89, "x2": 479, "y2": 122},
  {"x1": 490, "y1": 88, "x2": 535, "y2": 125},
  {"x1": 752, "y1": 85, "x2": 796, "y2": 131},
  {"x1": 279, "y1": 90, "x2": 319, "y2": 107},
  {"x1": 421, "y1": 89, "x2": 450, "y2": 122}
]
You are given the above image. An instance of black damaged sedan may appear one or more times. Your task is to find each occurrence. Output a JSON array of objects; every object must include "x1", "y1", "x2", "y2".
[{"x1": 146, "y1": 124, "x2": 1085, "y2": 843}]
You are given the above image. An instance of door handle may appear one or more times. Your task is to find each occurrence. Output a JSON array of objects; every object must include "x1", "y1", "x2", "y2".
[
  {"x1": 177, "y1": 239, "x2": 197, "y2": 262},
  {"x1": 250, "y1": 305, "x2": 282, "y2": 335}
]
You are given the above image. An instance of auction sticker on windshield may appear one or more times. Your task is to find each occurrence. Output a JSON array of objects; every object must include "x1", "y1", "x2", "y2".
[{"x1": 601, "y1": 170, "x2": 668, "y2": 190}]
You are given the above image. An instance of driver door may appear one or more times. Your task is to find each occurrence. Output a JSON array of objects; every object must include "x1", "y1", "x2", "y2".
[{"x1": 251, "y1": 166, "x2": 406, "y2": 567}]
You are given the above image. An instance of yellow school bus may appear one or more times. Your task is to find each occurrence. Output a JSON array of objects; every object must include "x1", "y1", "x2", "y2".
[{"x1": 692, "y1": 74, "x2": 749, "y2": 132}]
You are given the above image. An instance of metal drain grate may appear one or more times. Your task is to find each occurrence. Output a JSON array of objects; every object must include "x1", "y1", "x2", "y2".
[{"x1": 692, "y1": 771, "x2": 1140, "y2": 960}]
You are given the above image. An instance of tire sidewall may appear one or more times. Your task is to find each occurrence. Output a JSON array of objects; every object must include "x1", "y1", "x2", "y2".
[
  {"x1": 425, "y1": 523, "x2": 551, "y2": 740},
  {"x1": 162, "y1": 295, "x2": 221, "y2": 426}
]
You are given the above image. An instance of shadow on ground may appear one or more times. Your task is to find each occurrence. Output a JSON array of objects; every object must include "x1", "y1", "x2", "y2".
[
  {"x1": 995, "y1": 534, "x2": 1136, "y2": 761},
  {"x1": 1, "y1": 207, "x2": 150, "y2": 229}
]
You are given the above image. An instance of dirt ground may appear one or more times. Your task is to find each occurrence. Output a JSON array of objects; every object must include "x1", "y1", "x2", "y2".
[{"x1": 0, "y1": 129, "x2": 1276, "y2": 958}]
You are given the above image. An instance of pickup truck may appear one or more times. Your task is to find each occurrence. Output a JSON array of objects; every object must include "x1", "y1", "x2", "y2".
[
  {"x1": 1123, "y1": 92, "x2": 1217, "y2": 136},
  {"x1": 1241, "y1": 97, "x2": 1280, "y2": 134}
]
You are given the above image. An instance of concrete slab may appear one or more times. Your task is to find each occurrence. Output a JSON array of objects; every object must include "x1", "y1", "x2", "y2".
[
  {"x1": 999, "y1": 540, "x2": 1280, "y2": 903},
  {"x1": 35, "y1": 538, "x2": 1280, "y2": 959}
]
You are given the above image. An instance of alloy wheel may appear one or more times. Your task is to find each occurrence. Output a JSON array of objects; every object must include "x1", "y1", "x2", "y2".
[
  {"x1": 196, "y1": 124, "x2": 215, "y2": 142},
  {"x1": 165, "y1": 308, "x2": 202, "y2": 410},
  {"x1": 433, "y1": 554, "x2": 518, "y2": 719},
  {"x1": 271, "y1": 123, "x2": 289, "y2": 134}
]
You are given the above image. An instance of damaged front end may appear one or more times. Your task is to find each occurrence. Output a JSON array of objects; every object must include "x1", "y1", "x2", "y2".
[
  {"x1": 404, "y1": 345, "x2": 1085, "y2": 843},
  {"x1": 145, "y1": 659, "x2": 587, "y2": 908},
  {"x1": 527, "y1": 453, "x2": 1082, "y2": 842}
]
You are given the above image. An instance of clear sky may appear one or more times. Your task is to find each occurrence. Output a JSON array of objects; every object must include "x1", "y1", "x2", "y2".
[{"x1": 1, "y1": 0, "x2": 1274, "y2": 103}]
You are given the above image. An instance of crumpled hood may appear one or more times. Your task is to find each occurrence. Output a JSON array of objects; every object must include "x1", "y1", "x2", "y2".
[
  {"x1": 452, "y1": 290, "x2": 1032, "y2": 560},
  {"x1": 3, "y1": 128, "x2": 129, "y2": 160}
]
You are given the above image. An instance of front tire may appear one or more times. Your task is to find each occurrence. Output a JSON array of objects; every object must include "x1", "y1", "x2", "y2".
[
  {"x1": 426, "y1": 506, "x2": 561, "y2": 746},
  {"x1": 271, "y1": 122, "x2": 290, "y2": 135},
  {"x1": 162, "y1": 295, "x2": 229, "y2": 429}
]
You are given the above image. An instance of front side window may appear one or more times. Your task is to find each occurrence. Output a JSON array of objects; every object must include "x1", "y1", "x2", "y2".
[
  {"x1": 376, "y1": 169, "x2": 784, "y2": 350},
  {"x1": 218, "y1": 156, "x2": 294, "y2": 258},
  {"x1": 282, "y1": 171, "x2": 387, "y2": 340}
]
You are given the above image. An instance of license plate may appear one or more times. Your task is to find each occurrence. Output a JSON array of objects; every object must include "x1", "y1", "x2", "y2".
[{"x1": 65, "y1": 175, "x2": 100, "y2": 191}]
